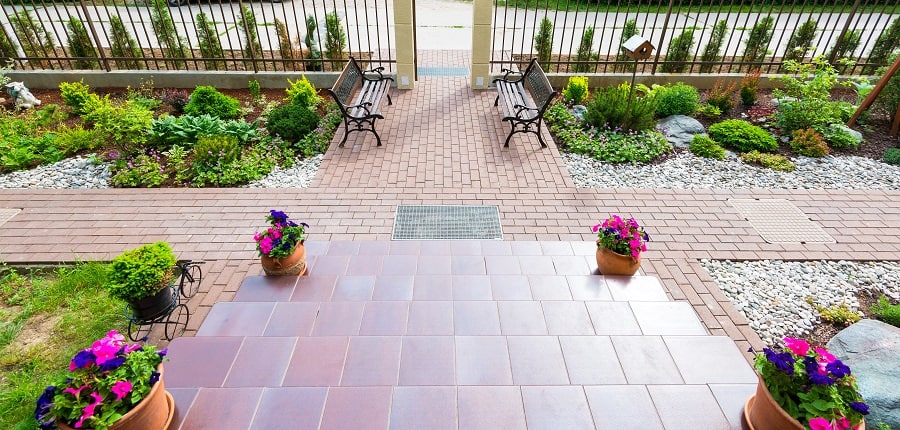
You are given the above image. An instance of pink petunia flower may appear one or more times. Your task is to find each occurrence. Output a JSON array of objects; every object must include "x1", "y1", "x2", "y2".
[
  {"x1": 809, "y1": 417, "x2": 834, "y2": 430},
  {"x1": 815, "y1": 347, "x2": 837, "y2": 364},
  {"x1": 75, "y1": 392, "x2": 104, "y2": 428},
  {"x1": 111, "y1": 381, "x2": 133, "y2": 401},
  {"x1": 783, "y1": 337, "x2": 810, "y2": 356}
]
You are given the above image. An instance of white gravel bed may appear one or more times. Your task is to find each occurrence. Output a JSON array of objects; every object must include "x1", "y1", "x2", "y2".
[
  {"x1": 0, "y1": 156, "x2": 110, "y2": 189},
  {"x1": 701, "y1": 259, "x2": 900, "y2": 345},
  {"x1": 563, "y1": 151, "x2": 900, "y2": 190},
  {"x1": 244, "y1": 154, "x2": 322, "y2": 188}
]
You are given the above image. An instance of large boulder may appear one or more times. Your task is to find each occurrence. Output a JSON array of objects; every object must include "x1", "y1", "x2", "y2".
[
  {"x1": 826, "y1": 319, "x2": 900, "y2": 429},
  {"x1": 656, "y1": 115, "x2": 706, "y2": 149}
]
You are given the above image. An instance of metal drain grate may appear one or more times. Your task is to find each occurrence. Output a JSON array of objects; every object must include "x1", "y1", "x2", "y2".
[
  {"x1": 0, "y1": 208, "x2": 20, "y2": 227},
  {"x1": 729, "y1": 199, "x2": 835, "y2": 244},
  {"x1": 417, "y1": 67, "x2": 469, "y2": 77},
  {"x1": 393, "y1": 205, "x2": 503, "y2": 240}
]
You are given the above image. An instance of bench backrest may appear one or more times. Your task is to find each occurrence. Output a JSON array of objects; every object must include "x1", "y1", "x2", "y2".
[
  {"x1": 330, "y1": 57, "x2": 364, "y2": 104},
  {"x1": 523, "y1": 59, "x2": 557, "y2": 110}
]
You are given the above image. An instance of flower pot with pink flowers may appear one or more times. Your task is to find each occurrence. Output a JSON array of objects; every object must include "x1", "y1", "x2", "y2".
[
  {"x1": 254, "y1": 209, "x2": 309, "y2": 276},
  {"x1": 592, "y1": 214, "x2": 650, "y2": 276}
]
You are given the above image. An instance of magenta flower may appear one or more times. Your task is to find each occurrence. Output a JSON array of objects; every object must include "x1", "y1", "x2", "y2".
[
  {"x1": 783, "y1": 337, "x2": 810, "y2": 356},
  {"x1": 809, "y1": 417, "x2": 834, "y2": 430},
  {"x1": 111, "y1": 381, "x2": 132, "y2": 401},
  {"x1": 75, "y1": 392, "x2": 103, "y2": 428},
  {"x1": 815, "y1": 347, "x2": 836, "y2": 364}
]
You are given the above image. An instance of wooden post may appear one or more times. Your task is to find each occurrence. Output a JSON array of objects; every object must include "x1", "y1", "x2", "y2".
[{"x1": 847, "y1": 54, "x2": 900, "y2": 134}]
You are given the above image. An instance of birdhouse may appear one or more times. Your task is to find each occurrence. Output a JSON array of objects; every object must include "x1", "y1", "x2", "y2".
[{"x1": 623, "y1": 35, "x2": 655, "y2": 60}]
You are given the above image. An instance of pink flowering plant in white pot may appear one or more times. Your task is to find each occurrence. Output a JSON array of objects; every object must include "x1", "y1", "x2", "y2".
[{"x1": 34, "y1": 330, "x2": 167, "y2": 430}]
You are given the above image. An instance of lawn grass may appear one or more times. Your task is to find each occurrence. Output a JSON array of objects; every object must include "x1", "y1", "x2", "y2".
[{"x1": 0, "y1": 261, "x2": 127, "y2": 430}]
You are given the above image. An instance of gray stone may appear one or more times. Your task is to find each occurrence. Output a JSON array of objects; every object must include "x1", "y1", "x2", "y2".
[
  {"x1": 656, "y1": 115, "x2": 706, "y2": 149},
  {"x1": 829, "y1": 124, "x2": 864, "y2": 145},
  {"x1": 570, "y1": 105, "x2": 587, "y2": 121},
  {"x1": 826, "y1": 319, "x2": 900, "y2": 429}
]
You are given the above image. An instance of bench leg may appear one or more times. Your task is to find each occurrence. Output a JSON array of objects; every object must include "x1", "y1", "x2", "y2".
[
  {"x1": 387, "y1": 93, "x2": 392, "y2": 106},
  {"x1": 536, "y1": 120, "x2": 548, "y2": 149},
  {"x1": 504, "y1": 123, "x2": 515, "y2": 148},
  {"x1": 494, "y1": 95, "x2": 500, "y2": 107},
  {"x1": 339, "y1": 118, "x2": 351, "y2": 147}
]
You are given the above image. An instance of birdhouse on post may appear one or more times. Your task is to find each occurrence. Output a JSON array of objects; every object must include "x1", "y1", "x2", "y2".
[{"x1": 623, "y1": 35, "x2": 654, "y2": 60}]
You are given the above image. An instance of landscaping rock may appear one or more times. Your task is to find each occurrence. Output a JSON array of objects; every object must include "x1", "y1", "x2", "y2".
[
  {"x1": 656, "y1": 115, "x2": 706, "y2": 149},
  {"x1": 830, "y1": 124, "x2": 864, "y2": 145},
  {"x1": 826, "y1": 319, "x2": 900, "y2": 429},
  {"x1": 570, "y1": 104, "x2": 587, "y2": 121}
]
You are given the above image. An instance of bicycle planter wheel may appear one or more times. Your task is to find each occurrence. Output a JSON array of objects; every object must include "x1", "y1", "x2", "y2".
[
  {"x1": 180, "y1": 264, "x2": 202, "y2": 299},
  {"x1": 165, "y1": 303, "x2": 190, "y2": 340}
]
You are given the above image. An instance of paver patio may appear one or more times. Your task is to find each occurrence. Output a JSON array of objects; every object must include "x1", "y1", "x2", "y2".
[{"x1": 0, "y1": 50, "x2": 898, "y2": 428}]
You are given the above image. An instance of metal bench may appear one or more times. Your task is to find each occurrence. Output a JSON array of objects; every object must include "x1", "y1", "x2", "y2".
[
  {"x1": 493, "y1": 58, "x2": 559, "y2": 148},
  {"x1": 324, "y1": 57, "x2": 394, "y2": 147}
]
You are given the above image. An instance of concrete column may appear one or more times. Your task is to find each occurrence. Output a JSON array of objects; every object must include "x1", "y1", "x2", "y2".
[
  {"x1": 471, "y1": 0, "x2": 493, "y2": 89},
  {"x1": 394, "y1": 0, "x2": 416, "y2": 89}
]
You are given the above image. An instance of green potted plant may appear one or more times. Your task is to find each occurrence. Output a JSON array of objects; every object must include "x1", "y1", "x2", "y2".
[
  {"x1": 105, "y1": 242, "x2": 177, "y2": 320},
  {"x1": 34, "y1": 330, "x2": 172, "y2": 430},
  {"x1": 592, "y1": 214, "x2": 650, "y2": 276},
  {"x1": 254, "y1": 210, "x2": 309, "y2": 276},
  {"x1": 746, "y1": 337, "x2": 868, "y2": 430}
]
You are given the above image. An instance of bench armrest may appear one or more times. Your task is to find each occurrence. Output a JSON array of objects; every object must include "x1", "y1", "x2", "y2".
[
  {"x1": 513, "y1": 104, "x2": 539, "y2": 117},
  {"x1": 493, "y1": 68, "x2": 525, "y2": 84},
  {"x1": 363, "y1": 66, "x2": 395, "y2": 83}
]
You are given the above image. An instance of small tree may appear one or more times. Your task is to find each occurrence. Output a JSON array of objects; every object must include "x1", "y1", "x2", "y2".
[
  {"x1": 195, "y1": 12, "x2": 225, "y2": 70},
  {"x1": 324, "y1": 11, "x2": 347, "y2": 68},
  {"x1": 864, "y1": 17, "x2": 900, "y2": 74},
  {"x1": 782, "y1": 19, "x2": 817, "y2": 67},
  {"x1": 660, "y1": 29, "x2": 694, "y2": 73},
  {"x1": 614, "y1": 19, "x2": 639, "y2": 72},
  {"x1": 66, "y1": 17, "x2": 98, "y2": 69},
  {"x1": 0, "y1": 25, "x2": 17, "y2": 61},
  {"x1": 109, "y1": 16, "x2": 143, "y2": 70},
  {"x1": 238, "y1": 5, "x2": 264, "y2": 68},
  {"x1": 700, "y1": 20, "x2": 728, "y2": 73},
  {"x1": 828, "y1": 29, "x2": 861, "y2": 72},
  {"x1": 10, "y1": 10, "x2": 56, "y2": 68},
  {"x1": 303, "y1": 15, "x2": 322, "y2": 71},
  {"x1": 274, "y1": 18, "x2": 297, "y2": 70},
  {"x1": 534, "y1": 17, "x2": 553, "y2": 64},
  {"x1": 573, "y1": 26, "x2": 595, "y2": 73},
  {"x1": 741, "y1": 16, "x2": 775, "y2": 66},
  {"x1": 149, "y1": 0, "x2": 188, "y2": 69}
]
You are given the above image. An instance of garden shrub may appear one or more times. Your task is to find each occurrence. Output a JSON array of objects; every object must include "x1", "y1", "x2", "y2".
[
  {"x1": 781, "y1": 19, "x2": 817, "y2": 66},
  {"x1": 870, "y1": 296, "x2": 900, "y2": 327},
  {"x1": 191, "y1": 140, "x2": 281, "y2": 187},
  {"x1": 699, "y1": 20, "x2": 728, "y2": 73},
  {"x1": 105, "y1": 242, "x2": 176, "y2": 298},
  {"x1": 816, "y1": 124, "x2": 861, "y2": 149},
  {"x1": 790, "y1": 128, "x2": 829, "y2": 157},
  {"x1": 303, "y1": 15, "x2": 323, "y2": 71},
  {"x1": 828, "y1": 30, "x2": 861, "y2": 66},
  {"x1": 54, "y1": 125, "x2": 105, "y2": 154},
  {"x1": 808, "y1": 300, "x2": 862, "y2": 327},
  {"x1": 706, "y1": 78, "x2": 737, "y2": 114},
  {"x1": 660, "y1": 29, "x2": 694, "y2": 73},
  {"x1": 149, "y1": 114, "x2": 258, "y2": 147},
  {"x1": 292, "y1": 102, "x2": 342, "y2": 157},
  {"x1": 109, "y1": 16, "x2": 143, "y2": 70},
  {"x1": 741, "y1": 16, "x2": 774, "y2": 65},
  {"x1": 0, "y1": 25, "x2": 16, "y2": 61},
  {"x1": 59, "y1": 81, "x2": 102, "y2": 116},
  {"x1": 562, "y1": 76, "x2": 589, "y2": 105},
  {"x1": 66, "y1": 18, "x2": 99, "y2": 70},
  {"x1": 286, "y1": 75, "x2": 322, "y2": 108},
  {"x1": 192, "y1": 134, "x2": 241, "y2": 171},
  {"x1": 161, "y1": 88, "x2": 189, "y2": 114},
  {"x1": 83, "y1": 99, "x2": 155, "y2": 151},
  {"x1": 654, "y1": 82, "x2": 699, "y2": 117},
  {"x1": 584, "y1": 83, "x2": 657, "y2": 133},
  {"x1": 184, "y1": 86, "x2": 240, "y2": 119},
  {"x1": 9, "y1": 10, "x2": 56, "y2": 68},
  {"x1": 740, "y1": 69, "x2": 760, "y2": 107},
  {"x1": 614, "y1": 19, "x2": 639, "y2": 72},
  {"x1": 874, "y1": 57, "x2": 900, "y2": 123},
  {"x1": 883, "y1": 148, "x2": 900, "y2": 165},
  {"x1": 110, "y1": 153, "x2": 167, "y2": 187},
  {"x1": 864, "y1": 17, "x2": 900, "y2": 74},
  {"x1": 275, "y1": 18, "x2": 296, "y2": 67},
  {"x1": 195, "y1": 12, "x2": 225, "y2": 70},
  {"x1": 149, "y1": 0, "x2": 188, "y2": 69},
  {"x1": 238, "y1": 5, "x2": 263, "y2": 65},
  {"x1": 248, "y1": 80, "x2": 262, "y2": 105},
  {"x1": 708, "y1": 119, "x2": 777, "y2": 152},
  {"x1": 695, "y1": 104, "x2": 722, "y2": 119},
  {"x1": 324, "y1": 11, "x2": 347, "y2": 62},
  {"x1": 266, "y1": 103, "x2": 320, "y2": 142},
  {"x1": 773, "y1": 57, "x2": 852, "y2": 134},
  {"x1": 573, "y1": 27, "x2": 596, "y2": 73},
  {"x1": 534, "y1": 17, "x2": 553, "y2": 64},
  {"x1": 740, "y1": 150, "x2": 795, "y2": 172},
  {"x1": 689, "y1": 135, "x2": 725, "y2": 160}
]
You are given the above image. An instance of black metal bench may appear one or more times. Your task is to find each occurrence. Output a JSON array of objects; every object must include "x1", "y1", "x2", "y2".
[
  {"x1": 324, "y1": 57, "x2": 393, "y2": 147},
  {"x1": 493, "y1": 58, "x2": 559, "y2": 148}
]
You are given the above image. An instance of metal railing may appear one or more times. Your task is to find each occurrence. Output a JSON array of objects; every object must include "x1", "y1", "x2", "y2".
[
  {"x1": 491, "y1": 0, "x2": 900, "y2": 75},
  {"x1": 0, "y1": 0, "x2": 395, "y2": 72}
]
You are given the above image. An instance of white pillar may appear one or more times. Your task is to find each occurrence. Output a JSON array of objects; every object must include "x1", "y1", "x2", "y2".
[{"x1": 471, "y1": 0, "x2": 493, "y2": 89}]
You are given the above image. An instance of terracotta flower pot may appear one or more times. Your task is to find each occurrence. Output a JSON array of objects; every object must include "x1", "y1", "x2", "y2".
[
  {"x1": 595, "y1": 245, "x2": 641, "y2": 276},
  {"x1": 744, "y1": 374, "x2": 865, "y2": 430},
  {"x1": 58, "y1": 364, "x2": 174, "y2": 430},
  {"x1": 260, "y1": 243, "x2": 307, "y2": 276}
]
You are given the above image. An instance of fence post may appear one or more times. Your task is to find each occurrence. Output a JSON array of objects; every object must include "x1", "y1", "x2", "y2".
[
  {"x1": 394, "y1": 0, "x2": 416, "y2": 89},
  {"x1": 79, "y1": 0, "x2": 110, "y2": 72},
  {"x1": 471, "y1": 0, "x2": 492, "y2": 89},
  {"x1": 651, "y1": 0, "x2": 677, "y2": 75},
  {"x1": 828, "y1": 0, "x2": 862, "y2": 66}
]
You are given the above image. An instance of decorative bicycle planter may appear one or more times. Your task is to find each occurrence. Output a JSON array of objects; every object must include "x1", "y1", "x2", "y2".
[{"x1": 125, "y1": 260, "x2": 204, "y2": 342}]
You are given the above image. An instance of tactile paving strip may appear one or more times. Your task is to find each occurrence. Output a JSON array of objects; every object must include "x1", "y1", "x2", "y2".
[
  {"x1": 0, "y1": 208, "x2": 20, "y2": 227},
  {"x1": 392, "y1": 205, "x2": 503, "y2": 240},
  {"x1": 729, "y1": 199, "x2": 835, "y2": 244}
]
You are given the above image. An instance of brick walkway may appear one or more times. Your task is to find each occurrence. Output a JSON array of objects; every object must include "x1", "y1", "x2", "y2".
[{"x1": 0, "y1": 50, "x2": 898, "y2": 428}]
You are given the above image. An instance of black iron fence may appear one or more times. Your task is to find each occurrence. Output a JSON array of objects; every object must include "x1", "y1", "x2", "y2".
[
  {"x1": 491, "y1": 0, "x2": 900, "y2": 75},
  {"x1": 0, "y1": 0, "x2": 395, "y2": 72}
]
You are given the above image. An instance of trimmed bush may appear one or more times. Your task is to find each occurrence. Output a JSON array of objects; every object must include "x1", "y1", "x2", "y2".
[
  {"x1": 573, "y1": 27, "x2": 596, "y2": 73},
  {"x1": 303, "y1": 15, "x2": 323, "y2": 71},
  {"x1": 286, "y1": 75, "x2": 322, "y2": 108},
  {"x1": 706, "y1": 78, "x2": 737, "y2": 114},
  {"x1": 149, "y1": 0, "x2": 188, "y2": 69},
  {"x1": 871, "y1": 296, "x2": 900, "y2": 327},
  {"x1": 275, "y1": 18, "x2": 297, "y2": 69},
  {"x1": 699, "y1": 20, "x2": 728, "y2": 73},
  {"x1": 790, "y1": 128, "x2": 829, "y2": 157},
  {"x1": 689, "y1": 135, "x2": 725, "y2": 160},
  {"x1": 66, "y1": 18, "x2": 99, "y2": 70},
  {"x1": 884, "y1": 148, "x2": 900, "y2": 165},
  {"x1": 266, "y1": 103, "x2": 320, "y2": 143},
  {"x1": 654, "y1": 83, "x2": 699, "y2": 117},
  {"x1": 184, "y1": 86, "x2": 240, "y2": 119},
  {"x1": 238, "y1": 5, "x2": 263, "y2": 65},
  {"x1": 562, "y1": 76, "x2": 589, "y2": 105},
  {"x1": 782, "y1": 19, "x2": 817, "y2": 66},
  {"x1": 741, "y1": 16, "x2": 774, "y2": 65},
  {"x1": 740, "y1": 150, "x2": 795, "y2": 172},
  {"x1": 864, "y1": 18, "x2": 900, "y2": 74},
  {"x1": 0, "y1": 25, "x2": 16, "y2": 60},
  {"x1": 196, "y1": 12, "x2": 225, "y2": 70},
  {"x1": 105, "y1": 242, "x2": 177, "y2": 300},
  {"x1": 740, "y1": 69, "x2": 760, "y2": 107},
  {"x1": 828, "y1": 29, "x2": 861, "y2": 68},
  {"x1": 109, "y1": 16, "x2": 143, "y2": 70},
  {"x1": 708, "y1": 119, "x2": 777, "y2": 152},
  {"x1": 660, "y1": 29, "x2": 694, "y2": 73},
  {"x1": 10, "y1": 10, "x2": 56, "y2": 68},
  {"x1": 59, "y1": 81, "x2": 100, "y2": 116},
  {"x1": 584, "y1": 83, "x2": 657, "y2": 133},
  {"x1": 535, "y1": 17, "x2": 553, "y2": 64},
  {"x1": 324, "y1": 11, "x2": 347, "y2": 62}
]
